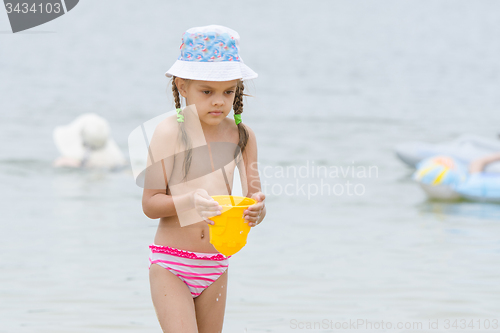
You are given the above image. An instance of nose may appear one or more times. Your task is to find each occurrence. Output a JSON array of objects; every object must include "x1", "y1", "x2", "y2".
[{"x1": 212, "y1": 93, "x2": 225, "y2": 107}]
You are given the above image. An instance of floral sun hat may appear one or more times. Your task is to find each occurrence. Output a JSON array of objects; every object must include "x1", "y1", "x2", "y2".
[{"x1": 165, "y1": 25, "x2": 258, "y2": 81}]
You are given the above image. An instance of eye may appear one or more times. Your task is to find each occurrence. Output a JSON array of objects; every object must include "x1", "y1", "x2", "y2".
[
  {"x1": 202, "y1": 90, "x2": 211, "y2": 95},
  {"x1": 225, "y1": 90, "x2": 235, "y2": 95}
]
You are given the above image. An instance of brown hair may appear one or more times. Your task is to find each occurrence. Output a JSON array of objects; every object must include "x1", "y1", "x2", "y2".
[{"x1": 171, "y1": 76, "x2": 251, "y2": 181}]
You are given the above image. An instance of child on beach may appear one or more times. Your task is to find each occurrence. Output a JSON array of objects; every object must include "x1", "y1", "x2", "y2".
[{"x1": 142, "y1": 25, "x2": 266, "y2": 332}]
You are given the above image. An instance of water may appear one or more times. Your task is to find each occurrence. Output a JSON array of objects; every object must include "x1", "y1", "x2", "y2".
[{"x1": 1, "y1": 0, "x2": 500, "y2": 332}]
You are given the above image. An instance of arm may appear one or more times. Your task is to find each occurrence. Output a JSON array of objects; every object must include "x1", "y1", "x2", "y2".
[
  {"x1": 141, "y1": 119, "x2": 195, "y2": 219},
  {"x1": 142, "y1": 188, "x2": 194, "y2": 220},
  {"x1": 469, "y1": 152, "x2": 500, "y2": 174},
  {"x1": 241, "y1": 125, "x2": 266, "y2": 226}
]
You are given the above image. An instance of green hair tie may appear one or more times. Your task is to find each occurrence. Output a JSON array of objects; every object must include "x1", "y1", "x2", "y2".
[
  {"x1": 234, "y1": 113, "x2": 242, "y2": 125},
  {"x1": 176, "y1": 108, "x2": 184, "y2": 123}
]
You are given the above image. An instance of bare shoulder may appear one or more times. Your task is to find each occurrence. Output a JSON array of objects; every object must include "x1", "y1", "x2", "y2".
[
  {"x1": 224, "y1": 118, "x2": 258, "y2": 148},
  {"x1": 154, "y1": 113, "x2": 179, "y2": 139},
  {"x1": 242, "y1": 123, "x2": 258, "y2": 164},
  {"x1": 244, "y1": 123, "x2": 257, "y2": 148},
  {"x1": 241, "y1": 123, "x2": 261, "y2": 196},
  {"x1": 148, "y1": 113, "x2": 180, "y2": 163}
]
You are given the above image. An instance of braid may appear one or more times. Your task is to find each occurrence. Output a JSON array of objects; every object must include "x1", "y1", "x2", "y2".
[
  {"x1": 171, "y1": 76, "x2": 192, "y2": 182},
  {"x1": 172, "y1": 76, "x2": 182, "y2": 110},
  {"x1": 233, "y1": 80, "x2": 249, "y2": 161}
]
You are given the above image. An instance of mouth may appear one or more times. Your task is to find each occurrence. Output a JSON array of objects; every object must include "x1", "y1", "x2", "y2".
[{"x1": 209, "y1": 111, "x2": 223, "y2": 116}]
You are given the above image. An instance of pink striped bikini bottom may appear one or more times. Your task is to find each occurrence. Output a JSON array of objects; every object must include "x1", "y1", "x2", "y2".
[{"x1": 148, "y1": 244, "x2": 231, "y2": 298}]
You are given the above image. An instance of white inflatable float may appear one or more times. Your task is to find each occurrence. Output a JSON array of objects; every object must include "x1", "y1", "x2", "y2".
[
  {"x1": 53, "y1": 113, "x2": 127, "y2": 169},
  {"x1": 396, "y1": 134, "x2": 500, "y2": 174}
]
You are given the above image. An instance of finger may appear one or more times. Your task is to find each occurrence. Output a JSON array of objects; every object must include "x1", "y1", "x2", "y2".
[
  {"x1": 198, "y1": 204, "x2": 222, "y2": 212},
  {"x1": 245, "y1": 203, "x2": 263, "y2": 213},
  {"x1": 201, "y1": 210, "x2": 222, "y2": 218},
  {"x1": 243, "y1": 212, "x2": 260, "y2": 222},
  {"x1": 199, "y1": 212, "x2": 215, "y2": 225},
  {"x1": 203, "y1": 218, "x2": 215, "y2": 225},
  {"x1": 204, "y1": 207, "x2": 222, "y2": 216},
  {"x1": 246, "y1": 205, "x2": 262, "y2": 213},
  {"x1": 253, "y1": 192, "x2": 265, "y2": 202},
  {"x1": 245, "y1": 215, "x2": 258, "y2": 223},
  {"x1": 195, "y1": 208, "x2": 220, "y2": 222},
  {"x1": 244, "y1": 210, "x2": 260, "y2": 218},
  {"x1": 248, "y1": 213, "x2": 261, "y2": 226},
  {"x1": 197, "y1": 200, "x2": 222, "y2": 210}
]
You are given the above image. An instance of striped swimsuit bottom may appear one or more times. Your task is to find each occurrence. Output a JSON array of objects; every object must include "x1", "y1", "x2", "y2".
[{"x1": 149, "y1": 244, "x2": 230, "y2": 298}]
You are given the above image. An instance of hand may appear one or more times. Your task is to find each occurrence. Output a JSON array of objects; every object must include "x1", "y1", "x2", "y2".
[
  {"x1": 192, "y1": 189, "x2": 222, "y2": 225},
  {"x1": 53, "y1": 156, "x2": 82, "y2": 168},
  {"x1": 468, "y1": 159, "x2": 487, "y2": 174},
  {"x1": 243, "y1": 192, "x2": 266, "y2": 227},
  {"x1": 469, "y1": 153, "x2": 500, "y2": 174}
]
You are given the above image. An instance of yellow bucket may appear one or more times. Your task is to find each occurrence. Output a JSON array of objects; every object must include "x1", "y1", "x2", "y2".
[{"x1": 208, "y1": 195, "x2": 257, "y2": 256}]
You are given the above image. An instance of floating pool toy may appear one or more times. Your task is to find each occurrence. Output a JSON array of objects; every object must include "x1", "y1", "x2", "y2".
[
  {"x1": 208, "y1": 195, "x2": 257, "y2": 256},
  {"x1": 413, "y1": 155, "x2": 500, "y2": 202},
  {"x1": 396, "y1": 134, "x2": 500, "y2": 174},
  {"x1": 413, "y1": 156, "x2": 468, "y2": 200},
  {"x1": 455, "y1": 172, "x2": 500, "y2": 203}
]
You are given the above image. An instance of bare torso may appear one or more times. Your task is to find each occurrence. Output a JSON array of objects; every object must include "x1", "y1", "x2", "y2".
[{"x1": 153, "y1": 117, "x2": 241, "y2": 253}]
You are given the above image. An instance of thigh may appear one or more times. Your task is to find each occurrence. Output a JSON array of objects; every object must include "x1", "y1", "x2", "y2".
[
  {"x1": 149, "y1": 264, "x2": 198, "y2": 333},
  {"x1": 194, "y1": 268, "x2": 229, "y2": 333}
]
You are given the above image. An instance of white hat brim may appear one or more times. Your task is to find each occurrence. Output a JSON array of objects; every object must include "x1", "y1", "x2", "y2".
[
  {"x1": 165, "y1": 60, "x2": 258, "y2": 81},
  {"x1": 53, "y1": 113, "x2": 126, "y2": 168}
]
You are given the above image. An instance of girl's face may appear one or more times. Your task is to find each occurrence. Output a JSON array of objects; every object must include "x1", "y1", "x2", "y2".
[{"x1": 176, "y1": 78, "x2": 239, "y2": 127}]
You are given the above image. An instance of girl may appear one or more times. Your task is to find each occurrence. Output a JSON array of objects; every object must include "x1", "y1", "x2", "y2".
[{"x1": 142, "y1": 25, "x2": 266, "y2": 332}]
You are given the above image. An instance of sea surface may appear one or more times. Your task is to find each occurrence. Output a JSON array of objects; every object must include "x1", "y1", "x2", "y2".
[{"x1": 1, "y1": 1, "x2": 500, "y2": 332}]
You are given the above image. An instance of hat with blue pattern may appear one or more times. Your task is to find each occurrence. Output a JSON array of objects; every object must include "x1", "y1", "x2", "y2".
[{"x1": 165, "y1": 25, "x2": 258, "y2": 81}]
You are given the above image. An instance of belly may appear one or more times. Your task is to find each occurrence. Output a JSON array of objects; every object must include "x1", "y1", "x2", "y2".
[{"x1": 153, "y1": 216, "x2": 218, "y2": 253}]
